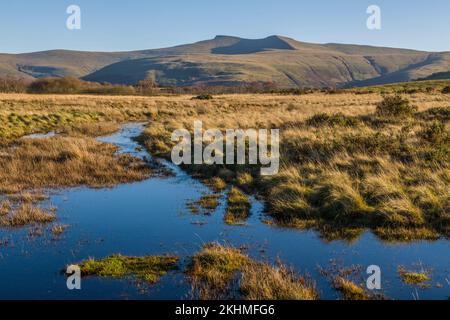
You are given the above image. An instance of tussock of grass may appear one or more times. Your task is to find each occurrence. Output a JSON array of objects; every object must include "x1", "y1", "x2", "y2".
[
  {"x1": 187, "y1": 193, "x2": 220, "y2": 215},
  {"x1": 224, "y1": 187, "x2": 251, "y2": 225},
  {"x1": 333, "y1": 277, "x2": 370, "y2": 300},
  {"x1": 188, "y1": 244, "x2": 318, "y2": 300},
  {"x1": 312, "y1": 170, "x2": 375, "y2": 220},
  {"x1": 204, "y1": 177, "x2": 227, "y2": 192},
  {"x1": 0, "y1": 201, "x2": 11, "y2": 216},
  {"x1": 78, "y1": 255, "x2": 179, "y2": 283},
  {"x1": 52, "y1": 224, "x2": 69, "y2": 236},
  {"x1": 236, "y1": 172, "x2": 254, "y2": 190},
  {"x1": 188, "y1": 244, "x2": 250, "y2": 299},
  {"x1": 0, "y1": 203, "x2": 56, "y2": 227},
  {"x1": 240, "y1": 263, "x2": 318, "y2": 300},
  {"x1": 398, "y1": 267, "x2": 431, "y2": 285}
]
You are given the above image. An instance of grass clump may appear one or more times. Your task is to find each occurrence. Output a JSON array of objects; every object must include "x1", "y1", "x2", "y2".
[
  {"x1": 204, "y1": 177, "x2": 227, "y2": 192},
  {"x1": 78, "y1": 254, "x2": 179, "y2": 284},
  {"x1": 0, "y1": 203, "x2": 56, "y2": 227},
  {"x1": 224, "y1": 187, "x2": 251, "y2": 225},
  {"x1": 333, "y1": 277, "x2": 370, "y2": 300},
  {"x1": 187, "y1": 193, "x2": 220, "y2": 215},
  {"x1": 311, "y1": 171, "x2": 375, "y2": 221},
  {"x1": 188, "y1": 243, "x2": 318, "y2": 300},
  {"x1": 236, "y1": 172, "x2": 254, "y2": 190},
  {"x1": 52, "y1": 224, "x2": 69, "y2": 236},
  {"x1": 240, "y1": 263, "x2": 318, "y2": 300},
  {"x1": 398, "y1": 267, "x2": 431, "y2": 285},
  {"x1": 188, "y1": 243, "x2": 250, "y2": 299},
  {"x1": 0, "y1": 201, "x2": 11, "y2": 216}
]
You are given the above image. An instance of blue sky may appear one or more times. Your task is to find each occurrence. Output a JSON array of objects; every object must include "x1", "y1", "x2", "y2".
[{"x1": 1, "y1": 0, "x2": 449, "y2": 53}]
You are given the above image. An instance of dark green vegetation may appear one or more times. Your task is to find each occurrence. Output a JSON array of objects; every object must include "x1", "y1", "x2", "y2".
[
  {"x1": 187, "y1": 243, "x2": 318, "y2": 300},
  {"x1": 3, "y1": 35, "x2": 450, "y2": 88},
  {"x1": 193, "y1": 94, "x2": 214, "y2": 100},
  {"x1": 78, "y1": 255, "x2": 179, "y2": 283}
]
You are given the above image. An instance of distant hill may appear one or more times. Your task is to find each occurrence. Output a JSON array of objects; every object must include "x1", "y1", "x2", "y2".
[{"x1": 2, "y1": 35, "x2": 450, "y2": 88}]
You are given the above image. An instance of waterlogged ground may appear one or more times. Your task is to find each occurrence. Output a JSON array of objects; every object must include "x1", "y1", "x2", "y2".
[{"x1": 0, "y1": 123, "x2": 449, "y2": 300}]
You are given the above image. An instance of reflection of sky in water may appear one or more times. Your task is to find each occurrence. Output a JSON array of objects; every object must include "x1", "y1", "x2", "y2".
[{"x1": 0, "y1": 123, "x2": 448, "y2": 300}]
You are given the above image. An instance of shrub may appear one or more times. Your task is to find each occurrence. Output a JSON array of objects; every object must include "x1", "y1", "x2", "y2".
[
  {"x1": 442, "y1": 86, "x2": 450, "y2": 94},
  {"x1": 420, "y1": 121, "x2": 447, "y2": 144},
  {"x1": 0, "y1": 77, "x2": 28, "y2": 93},
  {"x1": 193, "y1": 94, "x2": 213, "y2": 100},
  {"x1": 306, "y1": 113, "x2": 360, "y2": 127},
  {"x1": 27, "y1": 77, "x2": 136, "y2": 95},
  {"x1": 28, "y1": 77, "x2": 85, "y2": 94},
  {"x1": 375, "y1": 95, "x2": 417, "y2": 118}
]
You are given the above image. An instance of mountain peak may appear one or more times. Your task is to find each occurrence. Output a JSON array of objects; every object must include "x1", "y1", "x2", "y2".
[{"x1": 211, "y1": 35, "x2": 296, "y2": 55}]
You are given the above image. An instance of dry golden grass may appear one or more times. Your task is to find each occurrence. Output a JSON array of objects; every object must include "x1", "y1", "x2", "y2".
[
  {"x1": 333, "y1": 277, "x2": 370, "y2": 300},
  {"x1": 0, "y1": 203, "x2": 56, "y2": 227},
  {"x1": 240, "y1": 263, "x2": 318, "y2": 300},
  {"x1": 52, "y1": 224, "x2": 70, "y2": 236},
  {"x1": 0, "y1": 136, "x2": 151, "y2": 194},
  {"x1": 187, "y1": 243, "x2": 318, "y2": 300},
  {"x1": 58, "y1": 121, "x2": 120, "y2": 137}
]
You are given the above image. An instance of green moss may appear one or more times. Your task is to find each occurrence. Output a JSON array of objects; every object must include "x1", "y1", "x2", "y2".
[{"x1": 79, "y1": 255, "x2": 179, "y2": 284}]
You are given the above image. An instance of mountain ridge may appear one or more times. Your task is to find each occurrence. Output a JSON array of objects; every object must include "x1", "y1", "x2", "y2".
[{"x1": 2, "y1": 35, "x2": 450, "y2": 88}]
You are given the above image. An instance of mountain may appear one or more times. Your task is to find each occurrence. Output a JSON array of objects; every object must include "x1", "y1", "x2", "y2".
[{"x1": 2, "y1": 35, "x2": 450, "y2": 88}]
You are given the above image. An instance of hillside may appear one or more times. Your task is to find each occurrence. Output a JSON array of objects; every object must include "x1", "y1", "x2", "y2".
[{"x1": 2, "y1": 35, "x2": 450, "y2": 88}]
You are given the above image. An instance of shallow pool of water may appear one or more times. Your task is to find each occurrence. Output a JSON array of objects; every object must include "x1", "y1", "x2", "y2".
[{"x1": 0, "y1": 123, "x2": 448, "y2": 300}]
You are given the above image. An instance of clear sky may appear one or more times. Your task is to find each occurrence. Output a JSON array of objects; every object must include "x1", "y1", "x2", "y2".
[{"x1": 1, "y1": 0, "x2": 449, "y2": 53}]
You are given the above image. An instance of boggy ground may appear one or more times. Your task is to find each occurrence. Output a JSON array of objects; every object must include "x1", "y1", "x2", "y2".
[
  {"x1": 136, "y1": 92, "x2": 449, "y2": 242},
  {"x1": 0, "y1": 91, "x2": 449, "y2": 241},
  {"x1": 0, "y1": 94, "x2": 155, "y2": 227}
]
